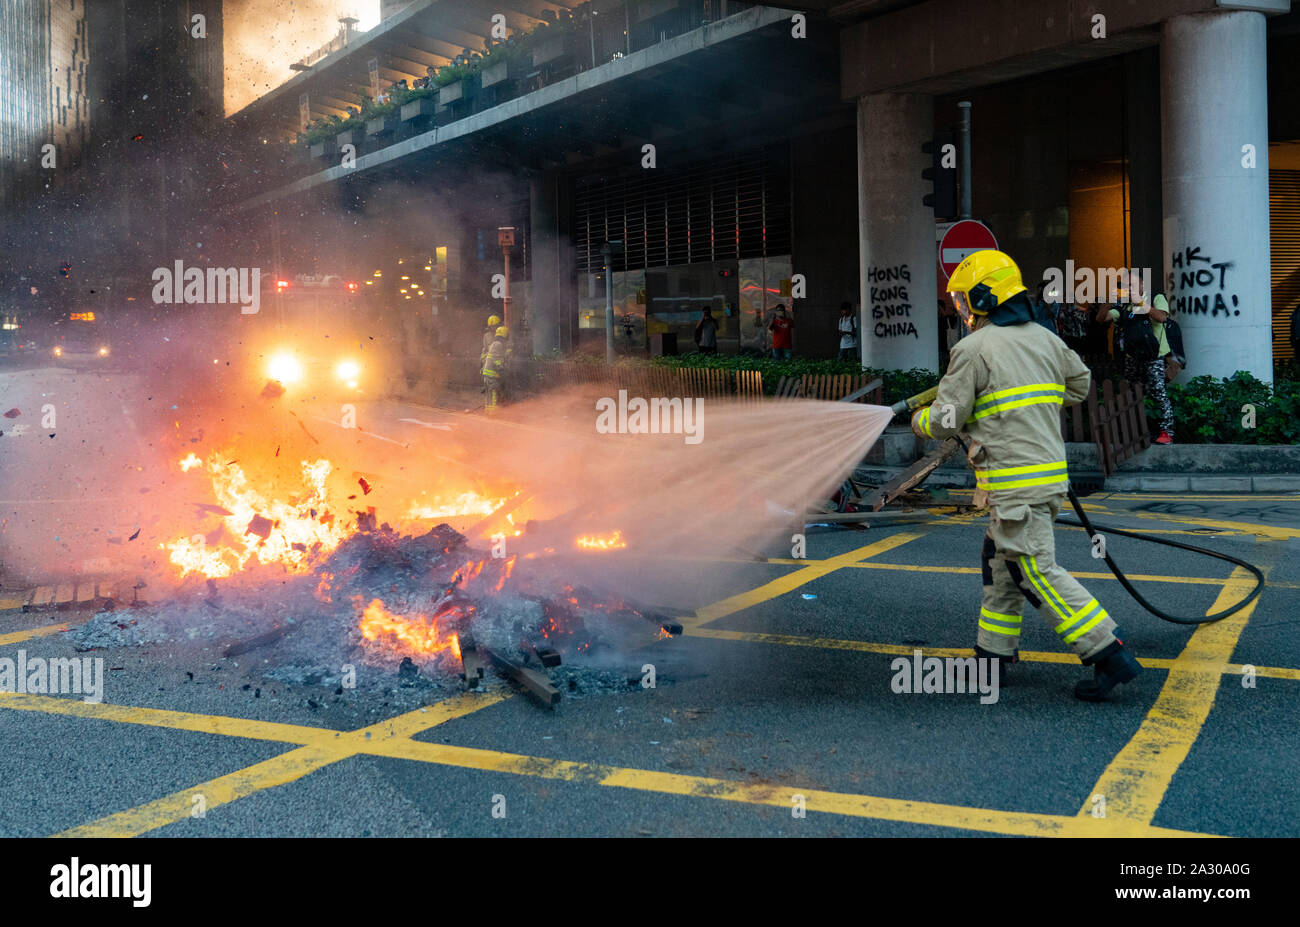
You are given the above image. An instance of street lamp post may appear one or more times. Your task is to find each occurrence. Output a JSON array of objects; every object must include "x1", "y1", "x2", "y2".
[
  {"x1": 601, "y1": 240, "x2": 622, "y2": 364},
  {"x1": 497, "y1": 226, "x2": 515, "y2": 328}
]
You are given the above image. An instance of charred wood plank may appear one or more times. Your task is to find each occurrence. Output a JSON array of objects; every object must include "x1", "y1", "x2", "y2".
[
  {"x1": 458, "y1": 632, "x2": 487, "y2": 689},
  {"x1": 862, "y1": 438, "x2": 962, "y2": 511},
  {"x1": 483, "y1": 644, "x2": 560, "y2": 708}
]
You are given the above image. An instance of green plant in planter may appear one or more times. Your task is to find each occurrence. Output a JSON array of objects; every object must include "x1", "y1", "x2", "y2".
[
  {"x1": 1163, "y1": 371, "x2": 1299, "y2": 444},
  {"x1": 433, "y1": 63, "x2": 469, "y2": 87},
  {"x1": 304, "y1": 114, "x2": 346, "y2": 144}
]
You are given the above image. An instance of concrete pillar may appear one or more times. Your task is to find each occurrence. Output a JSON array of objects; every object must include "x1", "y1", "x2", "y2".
[
  {"x1": 528, "y1": 171, "x2": 565, "y2": 356},
  {"x1": 857, "y1": 93, "x2": 939, "y2": 372},
  {"x1": 1161, "y1": 11, "x2": 1272, "y2": 381}
]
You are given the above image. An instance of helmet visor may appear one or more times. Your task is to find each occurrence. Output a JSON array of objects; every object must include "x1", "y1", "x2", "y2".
[{"x1": 950, "y1": 290, "x2": 975, "y2": 330}]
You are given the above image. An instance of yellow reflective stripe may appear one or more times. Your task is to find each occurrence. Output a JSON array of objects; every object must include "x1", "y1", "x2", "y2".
[
  {"x1": 975, "y1": 474, "x2": 1069, "y2": 490},
  {"x1": 1056, "y1": 599, "x2": 1108, "y2": 643},
  {"x1": 979, "y1": 606, "x2": 1021, "y2": 636},
  {"x1": 1020, "y1": 556, "x2": 1069, "y2": 620},
  {"x1": 917, "y1": 406, "x2": 932, "y2": 437},
  {"x1": 971, "y1": 395, "x2": 1065, "y2": 419},
  {"x1": 978, "y1": 460, "x2": 1069, "y2": 478},
  {"x1": 1065, "y1": 609, "x2": 1108, "y2": 644},
  {"x1": 980, "y1": 606, "x2": 1021, "y2": 622},
  {"x1": 979, "y1": 620, "x2": 1021, "y2": 637},
  {"x1": 973, "y1": 383, "x2": 1065, "y2": 407},
  {"x1": 1054, "y1": 598, "x2": 1099, "y2": 635}
]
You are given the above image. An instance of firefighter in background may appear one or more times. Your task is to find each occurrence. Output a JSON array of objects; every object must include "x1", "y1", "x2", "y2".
[
  {"x1": 482, "y1": 324, "x2": 509, "y2": 412},
  {"x1": 481, "y1": 314, "x2": 502, "y2": 364},
  {"x1": 912, "y1": 249, "x2": 1142, "y2": 701}
]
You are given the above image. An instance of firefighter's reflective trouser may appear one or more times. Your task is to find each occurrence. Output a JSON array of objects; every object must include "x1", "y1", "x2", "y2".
[
  {"x1": 978, "y1": 497, "x2": 1117, "y2": 661},
  {"x1": 482, "y1": 372, "x2": 502, "y2": 411}
]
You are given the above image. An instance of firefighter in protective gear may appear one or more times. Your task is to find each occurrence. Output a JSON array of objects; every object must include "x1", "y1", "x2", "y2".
[
  {"x1": 481, "y1": 315, "x2": 502, "y2": 363},
  {"x1": 481, "y1": 328, "x2": 508, "y2": 412},
  {"x1": 913, "y1": 249, "x2": 1142, "y2": 701}
]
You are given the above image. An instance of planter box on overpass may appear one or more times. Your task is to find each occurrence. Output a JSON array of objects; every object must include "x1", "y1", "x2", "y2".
[
  {"x1": 480, "y1": 59, "x2": 508, "y2": 87},
  {"x1": 439, "y1": 80, "x2": 465, "y2": 104},
  {"x1": 401, "y1": 97, "x2": 437, "y2": 121},
  {"x1": 366, "y1": 114, "x2": 399, "y2": 137}
]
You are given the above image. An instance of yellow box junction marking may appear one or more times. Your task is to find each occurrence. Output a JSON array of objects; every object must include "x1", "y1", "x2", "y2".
[
  {"x1": 0, "y1": 624, "x2": 78, "y2": 647},
  {"x1": 5, "y1": 685, "x2": 1216, "y2": 839},
  {"x1": 0, "y1": 517, "x2": 1288, "y2": 839},
  {"x1": 1081, "y1": 566, "x2": 1265, "y2": 824},
  {"x1": 52, "y1": 691, "x2": 510, "y2": 837},
  {"x1": 683, "y1": 532, "x2": 924, "y2": 631}
]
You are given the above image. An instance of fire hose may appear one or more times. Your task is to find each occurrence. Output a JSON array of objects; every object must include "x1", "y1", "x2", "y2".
[{"x1": 888, "y1": 389, "x2": 1265, "y2": 626}]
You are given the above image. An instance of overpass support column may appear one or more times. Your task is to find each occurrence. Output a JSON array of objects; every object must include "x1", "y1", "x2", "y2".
[
  {"x1": 1161, "y1": 11, "x2": 1272, "y2": 380},
  {"x1": 529, "y1": 171, "x2": 575, "y2": 356},
  {"x1": 857, "y1": 93, "x2": 939, "y2": 373}
]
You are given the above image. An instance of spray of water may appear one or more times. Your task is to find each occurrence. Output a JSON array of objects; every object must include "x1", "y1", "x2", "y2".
[{"x1": 417, "y1": 386, "x2": 895, "y2": 608}]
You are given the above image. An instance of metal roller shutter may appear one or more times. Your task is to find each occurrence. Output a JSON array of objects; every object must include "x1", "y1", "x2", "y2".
[
  {"x1": 1270, "y1": 170, "x2": 1300, "y2": 364},
  {"x1": 574, "y1": 146, "x2": 790, "y2": 273}
]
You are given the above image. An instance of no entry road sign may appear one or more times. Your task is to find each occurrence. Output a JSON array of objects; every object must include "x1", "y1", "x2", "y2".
[{"x1": 938, "y1": 220, "x2": 998, "y2": 278}]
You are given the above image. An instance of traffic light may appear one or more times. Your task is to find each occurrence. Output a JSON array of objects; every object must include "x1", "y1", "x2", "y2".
[{"x1": 922, "y1": 130, "x2": 958, "y2": 219}]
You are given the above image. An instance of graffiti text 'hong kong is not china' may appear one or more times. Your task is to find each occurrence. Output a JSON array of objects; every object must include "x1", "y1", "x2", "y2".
[
  {"x1": 1166, "y1": 246, "x2": 1240, "y2": 318},
  {"x1": 869, "y1": 264, "x2": 919, "y2": 339}
]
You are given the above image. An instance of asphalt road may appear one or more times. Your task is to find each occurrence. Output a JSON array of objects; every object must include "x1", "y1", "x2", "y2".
[{"x1": 1, "y1": 362, "x2": 1297, "y2": 837}]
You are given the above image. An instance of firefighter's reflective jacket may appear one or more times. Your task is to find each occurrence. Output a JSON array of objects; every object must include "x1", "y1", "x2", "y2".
[
  {"x1": 913, "y1": 317, "x2": 1090, "y2": 504},
  {"x1": 481, "y1": 339, "x2": 506, "y2": 378}
]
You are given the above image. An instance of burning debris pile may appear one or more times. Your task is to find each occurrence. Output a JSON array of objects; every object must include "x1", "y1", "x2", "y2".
[{"x1": 75, "y1": 512, "x2": 678, "y2": 708}]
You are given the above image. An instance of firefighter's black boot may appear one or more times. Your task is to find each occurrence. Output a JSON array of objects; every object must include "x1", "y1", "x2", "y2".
[
  {"x1": 974, "y1": 645, "x2": 1017, "y2": 686},
  {"x1": 1074, "y1": 639, "x2": 1142, "y2": 702}
]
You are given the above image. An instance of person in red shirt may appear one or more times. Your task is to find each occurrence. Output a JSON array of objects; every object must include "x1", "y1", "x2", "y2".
[{"x1": 768, "y1": 303, "x2": 793, "y2": 359}]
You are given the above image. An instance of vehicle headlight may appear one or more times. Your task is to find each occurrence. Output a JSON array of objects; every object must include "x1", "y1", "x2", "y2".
[
  {"x1": 98, "y1": 346, "x2": 109, "y2": 357},
  {"x1": 267, "y1": 352, "x2": 303, "y2": 384},
  {"x1": 53, "y1": 345, "x2": 63, "y2": 357},
  {"x1": 336, "y1": 360, "x2": 360, "y2": 381}
]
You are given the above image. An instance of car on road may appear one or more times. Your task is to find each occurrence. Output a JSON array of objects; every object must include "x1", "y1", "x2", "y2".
[{"x1": 48, "y1": 310, "x2": 113, "y2": 364}]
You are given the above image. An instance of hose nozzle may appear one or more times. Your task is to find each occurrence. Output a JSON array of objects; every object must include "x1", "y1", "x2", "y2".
[{"x1": 890, "y1": 385, "x2": 939, "y2": 417}]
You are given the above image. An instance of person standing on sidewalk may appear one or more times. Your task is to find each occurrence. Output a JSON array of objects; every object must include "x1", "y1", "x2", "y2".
[
  {"x1": 1099, "y1": 290, "x2": 1176, "y2": 445},
  {"x1": 769, "y1": 303, "x2": 794, "y2": 360},
  {"x1": 836, "y1": 302, "x2": 858, "y2": 362},
  {"x1": 694, "y1": 306, "x2": 720, "y2": 355}
]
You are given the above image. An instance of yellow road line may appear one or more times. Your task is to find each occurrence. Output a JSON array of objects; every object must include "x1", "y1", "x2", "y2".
[
  {"x1": 0, "y1": 624, "x2": 80, "y2": 646},
  {"x1": 684, "y1": 628, "x2": 1300, "y2": 681},
  {"x1": 55, "y1": 743, "x2": 347, "y2": 838},
  {"x1": 1091, "y1": 493, "x2": 1300, "y2": 503},
  {"x1": 0, "y1": 691, "x2": 345, "y2": 745},
  {"x1": 5, "y1": 682, "x2": 1216, "y2": 837},
  {"x1": 1081, "y1": 565, "x2": 1264, "y2": 824},
  {"x1": 1124, "y1": 511, "x2": 1300, "y2": 541},
  {"x1": 53, "y1": 691, "x2": 508, "y2": 837},
  {"x1": 364, "y1": 737, "x2": 1215, "y2": 837},
  {"x1": 842, "y1": 561, "x2": 1232, "y2": 587},
  {"x1": 684, "y1": 532, "x2": 924, "y2": 630}
]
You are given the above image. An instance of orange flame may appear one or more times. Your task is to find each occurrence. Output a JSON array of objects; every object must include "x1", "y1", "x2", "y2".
[
  {"x1": 576, "y1": 530, "x2": 627, "y2": 551},
  {"x1": 359, "y1": 598, "x2": 462, "y2": 661},
  {"x1": 163, "y1": 452, "x2": 354, "y2": 579},
  {"x1": 406, "y1": 490, "x2": 507, "y2": 520}
]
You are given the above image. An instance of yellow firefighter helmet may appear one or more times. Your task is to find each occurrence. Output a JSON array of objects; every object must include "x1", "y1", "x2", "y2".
[
  {"x1": 487, "y1": 314, "x2": 502, "y2": 328},
  {"x1": 946, "y1": 249, "x2": 1027, "y2": 328},
  {"x1": 495, "y1": 325, "x2": 509, "y2": 337}
]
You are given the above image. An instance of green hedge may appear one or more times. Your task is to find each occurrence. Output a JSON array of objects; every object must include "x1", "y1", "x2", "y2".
[
  {"x1": 648, "y1": 354, "x2": 940, "y2": 405},
  {"x1": 1165, "y1": 372, "x2": 1300, "y2": 445}
]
